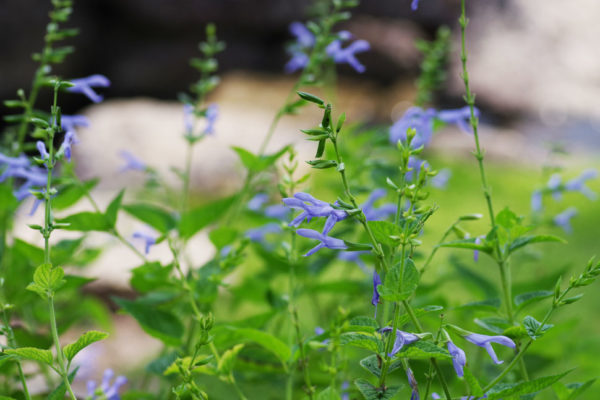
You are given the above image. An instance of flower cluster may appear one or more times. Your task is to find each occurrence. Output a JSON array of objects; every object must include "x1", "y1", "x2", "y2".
[
  {"x1": 0, "y1": 153, "x2": 46, "y2": 201},
  {"x1": 285, "y1": 22, "x2": 370, "y2": 74}
]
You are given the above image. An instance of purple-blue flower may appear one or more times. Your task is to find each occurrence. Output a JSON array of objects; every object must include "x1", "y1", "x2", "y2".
[
  {"x1": 371, "y1": 270, "x2": 381, "y2": 317},
  {"x1": 58, "y1": 130, "x2": 76, "y2": 161},
  {"x1": 326, "y1": 38, "x2": 370, "y2": 73},
  {"x1": 132, "y1": 231, "x2": 156, "y2": 254},
  {"x1": 531, "y1": 190, "x2": 543, "y2": 212},
  {"x1": 283, "y1": 192, "x2": 347, "y2": 234},
  {"x1": 296, "y1": 228, "x2": 347, "y2": 256},
  {"x1": 437, "y1": 106, "x2": 474, "y2": 134},
  {"x1": 203, "y1": 103, "x2": 218, "y2": 135},
  {"x1": 464, "y1": 333, "x2": 515, "y2": 364},
  {"x1": 341, "y1": 381, "x2": 350, "y2": 400},
  {"x1": 447, "y1": 340, "x2": 466, "y2": 377},
  {"x1": 430, "y1": 168, "x2": 451, "y2": 189},
  {"x1": 362, "y1": 189, "x2": 396, "y2": 221},
  {"x1": 0, "y1": 153, "x2": 30, "y2": 170},
  {"x1": 86, "y1": 369, "x2": 127, "y2": 400},
  {"x1": 118, "y1": 151, "x2": 147, "y2": 173},
  {"x1": 565, "y1": 169, "x2": 597, "y2": 200},
  {"x1": 0, "y1": 163, "x2": 47, "y2": 201},
  {"x1": 553, "y1": 207, "x2": 577, "y2": 234},
  {"x1": 36, "y1": 141, "x2": 49, "y2": 160},
  {"x1": 248, "y1": 193, "x2": 269, "y2": 211},
  {"x1": 379, "y1": 327, "x2": 420, "y2": 357},
  {"x1": 406, "y1": 367, "x2": 420, "y2": 400},
  {"x1": 411, "y1": 0, "x2": 419, "y2": 10},
  {"x1": 264, "y1": 204, "x2": 290, "y2": 220},
  {"x1": 245, "y1": 222, "x2": 282, "y2": 243},
  {"x1": 183, "y1": 104, "x2": 194, "y2": 134},
  {"x1": 290, "y1": 21, "x2": 315, "y2": 48},
  {"x1": 473, "y1": 236, "x2": 484, "y2": 262},
  {"x1": 68, "y1": 74, "x2": 110, "y2": 103}
]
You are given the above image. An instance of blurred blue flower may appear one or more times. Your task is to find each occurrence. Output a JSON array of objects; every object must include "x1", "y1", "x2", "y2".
[
  {"x1": 0, "y1": 153, "x2": 30, "y2": 169},
  {"x1": 183, "y1": 104, "x2": 194, "y2": 134},
  {"x1": 406, "y1": 367, "x2": 420, "y2": 400},
  {"x1": 362, "y1": 189, "x2": 396, "y2": 221},
  {"x1": 290, "y1": 21, "x2": 315, "y2": 48},
  {"x1": 283, "y1": 192, "x2": 347, "y2": 234},
  {"x1": 0, "y1": 163, "x2": 47, "y2": 201},
  {"x1": 531, "y1": 190, "x2": 542, "y2": 212},
  {"x1": 371, "y1": 270, "x2": 381, "y2": 317},
  {"x1": 86, "y1": 368, "x2": 127, "y2": 400},
  {"x1": 379, "y1": 327, "x2": 419, "y2": 356},
  {"x1": 296, "y1": 228, "x2": 347, "y2": 256},
  {"x1": 36, "y1": 141, "x2": 49, "y2": 163},
  {"x1": 473, "y1": 236, "x2": 484, "y2": 262},
  {"x1": 245, "y1": 222, "x2": 282, "y2": 243},
  {"x1": 437, "y1": 106, "x2": 474, "y2": 134},
  {"x1": 264, "y1": 204, "x2": 290, "y2": 220},
  {"x1": 118, "y1": 151, "x2": 147, "y2": 173},
  {"x1": 68, "y1": 74, "x2": 110, "y2": 103},
  {"x1": 204, "y1": 103, "x2": 219, "y2": 135},
  {"x1": 341, "y1": 381, "x2": 350, "y2": 400},
  {"x1": 61, "y1": 114, "x2": 89, "y2": 144},
  {"x1": 406, "y1": 156, "x2": 428, "y2": 182},
  {"x1": 465, "y1": 333, "x2": 515, "y2": 364},
  {"x1": 58, "y1": 130, "x2": 76, "y2": 161},
  {"x1": 447, "y1": 340, "x2": 466, "y2": 377},
  {"x1": 430, "y1": 168, "x2": 451, "y2": 189},
  {"x1": 248, "y1": 193, "x2": 269, "y2": 211},
  {"x1": 565, "y1": 169, "x2": 597, "y2": 200},
  {"x1": 411, "y1": 0, "x2": 420, "y2": 10},
  {"x1": 132, "y1": 231, "x2": 156, "y2": 254},
  {"x1": 326, "y1": 37, "x2": 371, "y2": 73},
  {"x1": 553, "y1": 207, "x2": 577, "y2": 234}
]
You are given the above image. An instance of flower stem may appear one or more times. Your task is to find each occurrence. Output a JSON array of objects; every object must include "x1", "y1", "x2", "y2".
[{"x1": 2, "y1": 310, "x2": 31, "y2": 400}]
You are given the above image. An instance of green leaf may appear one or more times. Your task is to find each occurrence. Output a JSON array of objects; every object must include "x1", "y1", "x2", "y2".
[
  {"x1": 464, "y1": 367, "x2": 484, "y2": 397},
  {"x1": 105, "y1": 189, "x2": 124, "y2": 227},
  {"x1": 53, "y1": 178, "x2": 99, "y2": 210},
  {"x1": 354, "y1": 379, "x2": 401, "y2": 400},
  {"x1": 46, "y1": 368, "x2": 78, "y2": 400},
  {"x1": 359, "y1": 355, "x2": 402, "y2": 379},
  {"x1": 474, "y1": 317, "x2": 510, "y2": 335},
  {"x1": 5, "y1": 347, "x2": 53, "y2": 365},
  {"x1": 113, "y1": 297, "x2": 184, "y2": 346},
  {"x1": 378, "y1": 258, "x2": 419, "y2": 302},
  {"x1": 213, "y1": 326, "x2": 291, "y2": 365},
  {"x1": 514, "y1": 290, "x2": 553, "y2": 311},
  {"x1": 316, "y1": 386, "x2": 340, "y2": 400},
  {"x1": 509, "y1": 235, "x2": 565, "y2": 254},
  {"x1": 315, "y1": 138, "x2": 326, "y2": 158},
  {"x1": 123, "y1": 203, "x2": 176, "y2": 234},
  {"x1": 163, "y1": 355, "x2": 215, "y2": 375},
  {"x1": 438, "y1": 238, "x2": 493, "y2": 254},
  {"x1": 27, "y1": 264, "x2": 66, "y2": 297},
  {"x1": 130, "y1": 262, "x2": 174, "y2": 293},
  {"x1": 56, "y1": 211, "x2": 111, "y2": 232},
  {"x1": 209, "y1": 227, "x2": 238, "y2": 250},
  {"x1": 179, "y1": 196, "x2": 236, "y2": 239},
  {"x1": 457, "y1": 298, "x2": 501, "y2": 312},
  {"x1": 523, "y1": 315, "x2": 553, "y2": 340},
  {"x1": 367, "y1": 221, "x2": 402, "y2": 247},
  {"x1": 231, "y1": 145, "x2": 289, "y2": 173},
  {"x1": 348, "y1": 316, "x2": 379, "y2": 332},
  {"x1": 396, "y1": 305, "x2": 443, "y2": 326},
  {"x1": 307, "y1": 159, "x2": 338, "y2": 169},
  {"x1": 297, "y1": 91, "x2": 324, "y2": 105},
  {"x1": 63, "y1": 330, "x2": 109, "y2": 361},
  {"x1": 217, "y1": 344, "x2": 245, "y2": 376},
  {"x1": 553, "y1": 378, "x2": 597, "y2": 400},
  {"x1": 487, "y1": 370, "x2": 572, "y2": 400},
  {"x1": 340, "y1": 333, "x2": 382, "y2": 353},
  {"x1": 394, "y1": 341, "x2": 451, "y2": 360}
]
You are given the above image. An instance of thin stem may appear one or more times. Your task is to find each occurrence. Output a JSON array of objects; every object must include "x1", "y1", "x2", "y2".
[
  {"x1": 49, "y1": 297, "x2": 77, "y2": 400},
  {"x1": 2, "y1": 310, "x2": 31, "y2": 400}
]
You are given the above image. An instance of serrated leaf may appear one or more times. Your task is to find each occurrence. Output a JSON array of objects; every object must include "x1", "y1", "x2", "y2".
[
  {"x1": 378, "y1": 258, "x2": 419, "y2": 302},
  {"x1": 5, "y1": 347, "x2": 53, "y2": 365},
  {"x1": 355, "y1": 379, "x2": 401, "y2": 400},
  {"x1": 514, "y1": 290, "x2": 553, "y2": 311},
  {"x1": 487, "y1": 370, "x2": 572, "y2": 400},
  {"x1": 464, "y1": 367, "x2": 484, "y2": 397},
  {"x1": 367, "y1": 221, "x2": 402, "y2": 247},
  {"x1": 523, "y1": 316, "x2": 553, "y2": 340},
  {"x1": 28, "y1": 264, "x2": 66, "y2": 297},
  {"x1": 340, "y1": 333, "x2": 382, "y2": 353},
  {"x1": 348, "y1": 316, "x2": 379, "y2": 331},
  {"x1": 123, "y1": 203, "x2": 176, "y2": 234},
  {"x1": 509, "y1": 235, "x2": 565, "y2": 254},
  {"x1": 359, "y1": 355, "x2": 402, "y2": 379},
  {"x1": 394, "y1": 341, "x2": 451, "y2": 360},
  {"x1": 63, "y1": 330, "x2": 109, "y2": 361}
]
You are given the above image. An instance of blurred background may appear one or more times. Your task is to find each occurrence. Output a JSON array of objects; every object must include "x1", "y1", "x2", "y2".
[{"x1": 1, "y1": 0, "x2": 599, "y2": 397}]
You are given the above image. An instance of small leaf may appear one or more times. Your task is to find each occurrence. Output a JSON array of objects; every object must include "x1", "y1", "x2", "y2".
[
  {"x1": 5, "y1": 347, "x2": 53, "y2": 365},
  {"x1": 297, "y1": 91, "x2": 324, "y2": 105},
  {"x1": 393, "y1": 341, "x2": 451, "y2": 360},
  {"x1": 355, "y1": 379, "x2": 401, "y2": 400},
  {"x1": 509, "y1": 235, "x2": 565, "y2": 254},
  {"x1": 27, "y1": 264, "x2": 66, "y2": 297},
  {"x1": 464, "y1": 367, "x2": 484, "y2": 397},
  {"x1": 523, "y1": 316, "x2": 553, "y2": 340},
  {"x1": 212, "y1": 326, "x2": 291, "y2": 366},
  {"x1": 105, "y1": 189, "x2": 125, "y2": 227},
  {"x1": 217, "y1": 344, "x2": 245, "y2": 376},
  {"x1": 63, "y1": 330, "x2": 109, "y2": 361},
  {"x1": 367, "y1": 221, "x2": 402, "y2": 247},
  {"x1": 340, "y1": 333, "x2": 382, "y2": 353}
]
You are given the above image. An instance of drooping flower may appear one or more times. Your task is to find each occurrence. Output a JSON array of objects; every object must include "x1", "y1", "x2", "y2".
[
  {"x1": 132, "y1": 231, "x2": 156, "y2": 254},
  {"x1": 86, "y1": 369, "x2": 127, "y2": 400},
  {"x1": 553, "y1": 207, "x2": 577, "y2": 234},
  {"x1": 68, "y1": 74, "x2": 111, "y2": 103},
  {"x1": 58, "y1": 130, "x2": 76, "y2": 161},
  {"x1": 203, "y1": 103, "x2": 218, "y2": 135},
  {"x1": 326, "y1": 37, "x2": 371, "y2": 73},
  {"x1": 371, "y1": 270, "x2": 381, "y2": 317},
  {"x1": 0, "y1": 163, "x2": 47, "y2": 201},
  {"x1": 447, "y1": 340, "x2": 466, "y2": 377},
  {"x1": 361, "y1": 189, "x2": 396, "y2": 221},
  {"x1": 296, "y1": 228, "x2": 347, "y2": 256},
  {"x1": 283, "y1": 192, "x2": 347, "y2": 234},
  {"x1": 118, "y1": 151, "x2": 147, "y2": 173},
  {"x1": 565, "y1": 169, "x2": 597, "y2": 200},
  {"x1": 411, "y1": 0, "x2": 420, "y2": 10},
  {"x1": 245, "y1": 223, "x2": 282, "y2": 243},
  {"x1": 36, "y1": 141, "x2": 49, "y2": 160},
  {"x1": 464, "y1": 333, "x2": 515, "y2": 364},
  {"x1": 379, "y1": 327, "x2": 420, "y2": 357},
  {"x1": 406, "y1": 367, "x2": 420, "y2": 400},
  {"x1": 0, "y1": 153, "x2": 30, "y2": 170}
]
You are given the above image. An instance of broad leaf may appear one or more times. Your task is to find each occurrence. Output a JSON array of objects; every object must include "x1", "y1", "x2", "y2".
[
  {"x1": 394, "y1": 341, "x2": 451, "y2": 360},
  {"x1": 5, "y1": 347, "x2": 53, "y2": 365},
  {"x1": 340, "y1": 333, "x2": 382, "y2": 353},
  {"x1": 213, "y1": 326, "x2": 291, "y2": 365},
  {"x1": 367, "y1": 221, "x2": 402, "y2": 247},
  {"x1": 464, "y1": 367, "x2": 484, "y2": 397},
  {"x1": 56, "y1": 212, "x2": 111, "y2": 232},
  {"x1": 53, "y1": 178, "x2": 99, "y2": 210},
  {"x1": 63, "y1": 330, "x2": 109, "y2": 361},
  {"x1": 123, "y1": 203, "x2": 176, "y2": 234},
  {"x1": 378, "y1": 258, "x2": 419, "y2": 302},
  {"x1": 514, "y1": 290, "x2": 553, "y2": 311},
  {"x1": 217, "y1": 344, "x2": 245, "y2": 375},
  {"x1": 179, "y1": 196, "x2": 236, "y2": 239}
]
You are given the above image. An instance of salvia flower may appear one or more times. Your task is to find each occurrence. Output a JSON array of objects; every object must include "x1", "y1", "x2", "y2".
[
  {"x1": 447, "y1": 340, "x2": 466, "y2": 377},
  {"x1": 371, "y1": 270, "x2": 381, "y2": 317},
  {"x1": 0, "y1": 153, "x2": 30, "y2": 170},
  {"x1": 245, "y1": 223, "x2": 282, "y2": 243},
  {"x1": 203, "y1": 103, "x2": 219, "y2": 135},
  {"x1": 119, "y1": 151, "x2": 147, "y2": 173},
  {"x1": 379, "y1": 327, "x2": 420, "y2": 357},
  {"x1": 436, "y1": 106, "x2": 474, "y2": 134},
  {"x1": 296, "y1": 228, "x2": 347, "y2": 256},
  {"x1": 283, "y1": 192, "x2": 347, "y2": 234},
  {"x1": 361, "y1": 189, "x2": 396, "y2": 221},
  {"x1": 290, "y1": 21, "x2": 315, "y2": 48},
  {"x1": 411, "y1": 0, "x2": 420, "y2": 10},
  {"x1": 247, "y1": 193, "x2": 269, "y2": 211},
  {"x1": 132, "y1": 231, "x2": 157, "y2": 254},
  {"x1": 553, "y1": 207, "x2": 577, "y2": 234},
  {"x1": 58, "y1": 130, "x2": 76, "y2": 162},
  {"x1": 406, "y1": 367, "x2": 420, "y2": 400},
  {"x1": 86, "y1": 368, "x2": 127, "y2": 400},
  {"x1": 565, "y1": 169, "x2": 597, "y2": 200},
  {"x1": 68, "y1": 74, "x2": 111, "y2": 103},
  {"x1": 464, "y1": 333, "x2": 515, "y2": 364},
  {"x1": 326, "y1": 36, "x2": 371, "y2": 73},
  {"x1": 0, "y1": 163, "x2": 47, "y2": 201},
  {"x1": 183, "y1": 104, "x2": 194, "y2": 134},
  {"x1": 36, "y1": 141, "x2": 49, "y2": 160},
  {"x1": 264, "y1": 204, "x2": 290, "y2": 220}
]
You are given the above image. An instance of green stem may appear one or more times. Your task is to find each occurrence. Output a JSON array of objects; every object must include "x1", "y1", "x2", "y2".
[
  {"x1": 49, "y1": 297, "x2": 77, "y2": 400},
  {"x1": 2, "y1": 310, "x2": 32, "y2": 400}
]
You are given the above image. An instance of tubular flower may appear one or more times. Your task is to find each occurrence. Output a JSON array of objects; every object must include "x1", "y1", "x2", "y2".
[
  {"x1": 296, "y1": 228, "x2": 347, "y2": 256},
  {"x1": 371, "y1": 270, "x2": 382, "y2": 317},
  {"x1": 118, "y1": 151, "x2": 147, "y2": 173},
  {"x1": 68, "y1": 74, "x2": 111, "y2": 103},
  {"x1": 553, "y1": 207, "x2": 577, "y2": 234},
  {"x1": 132, "y1": 231, "x2": 157, "y2": 254},
  {"x1": 447, "y1": 340, "x2": 467, "y2": 377},
  {"x1": 379, "y1": 327, "x2": 420, "y2": 357},
  {"x1": 464, "y1": 333, "x2": 515, "y2": 364},
  {"x1": 86, "y1": 369, "x2": 127, "y2": 400},
  {"x1": 361, "y1": 188, "x2": 396, "y2": 221},
  {"x1": 283, "y1": 192, "x2": 347, "y2": 234},
  {"x1": 406, "y1": 367, "x2": 420, "y2": 400}
]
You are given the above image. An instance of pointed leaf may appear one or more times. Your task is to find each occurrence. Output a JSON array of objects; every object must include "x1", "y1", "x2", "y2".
[
  {"x1": 123, "y1": 203, "x2": 176, "y2": 234},
  {"x1": 5, "y1": 347, "x2": 53, "y2": 365},
  {"x1": 179, "y1": 196, "x2": 236, "y2": 239},
  {"x1": 487, "y1": 370, "x2": 572, "y2": 400},
  {"x1": 509, "y1": 235, "x2": 566, "y2": 254},
  {"x1": 63, "y1": 330, "x2": 109, "y2": 361}
]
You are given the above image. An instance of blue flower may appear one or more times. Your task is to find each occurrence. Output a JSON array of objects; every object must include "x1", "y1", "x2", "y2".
[
  {"x1": 531, "y1": 190, "x2": 542, "y2": 212},
  {"x1": 430, "y1": 168, "x2": 451, "y2": 189},
  {"x1": 296, "y1": 228, "x2": 347, "y2": 256},
  {"x1": 264, "y1": 204, "x2": 290, "y2": 220},
  {"x1": 565, "y1": 169, "x2": 597, "y2": 200},
  {"x1": 326, "y1": 36, "x2": 371, "y2": 73},
  {"x1": 379, "y1": 327, "x2": 420, "y2": 356},
  {"x1": 68, "y1": 74, "x2": 110, "y2": 103},
  {"x1": 61, "y1": 114, "x2": 89, "y2": 145},
  {"x1": 245, "y1": 222, "x2": 282, "y2": 243},
  {"x1": 465, "y1": 333, "x2": 515, "y2": 364},
  {"x1": 473, "y1": 236, "x2": 484, "y2": 262},
  {"x1": 290, "y1": 21, "x2": 315, "y2": 48},
  {"x1": 86, "y1": 369, "x2": 127, "y2": 400},
  {"x1": 285, "y1": 22, "x2": 314, "y2": 73},
  {"x1": 0, "y1": 153, "x2": 30, "y2": 169},
  {"x1": 411, "y1": 0, "x2": 420, "y2": 10},
  {"x1": 204, "y1": 103, "x2": 219, "y2": 135},
  {"x1": 436, "y1": 106, "x2": 474, "y2": 134},
  {"x1": 0, "y1": 160, "x2": 47, "y2": 201},
  {"x1": 58, "y1": 130, "x2": 76, "y2": 161},
  {"x1": 362, "y1": 189, "x2": 396, "y2": 221},
  {"x1": 118, "y1": 151, "x2": 147, "y2": 173},
  {"x1": 183, "y1": 104, "x2": 194, "y2": 134},
  {"x1": 132, "y1": 231, "x2": 156, "y2": 254},
  {"x1": 406, "y1": 367, "x2": 420, "y2": 400},
  {"x1": 371, "y1": 270, "x2": 381, "y2": 317},
  {"x1": 36, "y1": 141, "x2": 49, "y2": 161},
  {"x1": 283, "y1": 192, "x2": 347, "y2": 234},
  {"x1": 285, "y1": 51, "x2": 310, "y2": 74},
  {"x1": 447, "y1": 340, "x2": 466, "y2": 377},
  {"x1": 248, "y1": 193, "x2": 269, "y2": 211},
  {"x1": 341, "y1": 381, "x2": 350, "y2": 400},
  {"x1": 553, "y1": 207, "x2": 577, "y2": 234}
]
